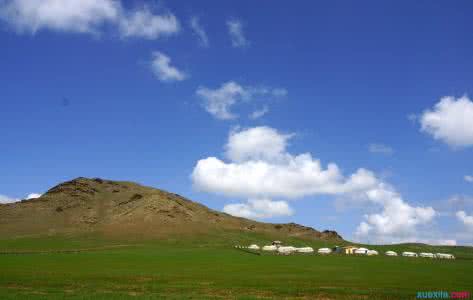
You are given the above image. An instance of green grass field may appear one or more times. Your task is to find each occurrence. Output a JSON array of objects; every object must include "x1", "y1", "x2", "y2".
[{"x1": 0, "y1": 234, "x2": 472, "y2": 299}]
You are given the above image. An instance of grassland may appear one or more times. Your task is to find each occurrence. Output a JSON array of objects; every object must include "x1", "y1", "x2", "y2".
[{"x1": 0, "y1": 233, "x2": 472, "y2": 299}]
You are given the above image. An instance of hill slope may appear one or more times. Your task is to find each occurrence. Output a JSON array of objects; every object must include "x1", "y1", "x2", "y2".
[{"x1": 0, "y1": 177, "x2": 342, "y2": 241}]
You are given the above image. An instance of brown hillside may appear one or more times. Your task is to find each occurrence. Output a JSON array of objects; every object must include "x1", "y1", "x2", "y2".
[{"x1": 0, "y1": 177, "x2": 342, "y2": 241}]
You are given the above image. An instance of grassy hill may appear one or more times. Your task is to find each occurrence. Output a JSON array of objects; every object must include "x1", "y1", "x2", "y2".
[
  {"x1": 0, "y1": 177, "x2": 472, "y2": 299},
  {"x1": 0, "y1": 177, "x2": 342, "y2": 242}
]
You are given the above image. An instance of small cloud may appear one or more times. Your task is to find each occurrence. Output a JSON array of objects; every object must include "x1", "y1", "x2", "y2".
[
  {"x1": 457, "y1": 211, "x2": 473, "y2": 230},
  {"x1": 223, "y1": 198, "x2": 293, "y2": 219},
  {"x1": 150, "y1": 51, "x2": 187, "y2": 82},
  {"x1": 226, "y1": 18, "x2": 248, "y2": 48},
  {"x1": 249, "y1": 106, "x2": 269, "y2": 119},
  {"x1": 368, "y1": 143, "x2": 394, "y2": 155},
  {"x1": 189, "y1": 16, "x2": 208, "y2": 47},
  {"x1": 118, "y1": 6, "x2": 180, "y2": 40},
  {"x1": 196, "y1": 81, "x2": 286, "y2": 120},
  {"x1": 196, "y1": 81, "x2": 246, "y2": 120},
  {"x1": 0, "y1": 192, "x2": 41, "y2": 203},
  {"x1": 419, "y1": 95, "x2": 473, "y2": 148},
  {"x1": 0, "y1": 0, "x2": 180, "y2": 40},
  {"x1": 465, "y1": 175, "x2": 473, "y2": 183},
  {"x1": 0, "y1": 0, "x2": 120, "y2": 34},
  {"x1": 0, "y1": 194, "x2": 18, "y2": 204}
]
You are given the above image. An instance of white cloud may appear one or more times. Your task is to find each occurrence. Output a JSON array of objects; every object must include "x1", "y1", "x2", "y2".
[
  {"x1": 196, "y1": 81, "x2": 247, "y2": 120},
  {"x1": 150, "y1": 51, "x2": 187, "y2": 82},
  {"x1": 0, "y1": 0, "x2": 180, "y2": 39},
  {"x1": 0, "y1": 0, "x2": 119, "y2": 34},
  {"x1": 192, "y1": 155, "x2": 345, "y2": 199},
  {"x1": 465, "y1": 175, "x2": 473, "y2": 183},
  {"x1": 225, "y1": 126, "x2": 292, "y2": 163},
  {"x1": 368, "y1": 143, "x2": 394, "y2": 155},
  {"x1": 189, "y1": 16, "x2": 208, "y2": 47},
  {"x1": 0, "y1": 194, "x2": 18, "y2": 204},
  {"x1": 118, "y1": 7, "x2": 179, "y2": 39},
  {"x1": 420, "y1": 96, "x2": 473, "y2": 147},
  {"x1": 226, "y1": 18, "x2": 248, "y2": 48},
  {"x1": 196, "y1": 81, "x2": 286, "y2": 120},
  {"x1": 457, "y1": 211, "x2": 473, "y2": 230},
  {"x1": 0, "y1": 192, "x2": 42, "y2": 203},
  {"x1": 356, "y1": 195, "x2": 436, "y2": 244},
  {"x1": 249, "y1": 106, "x2": 269, "y2": 119},
  {"x1": 26, "y1": 193, "x2": 42, "y2": 199},
  {"x1": 223, "y1": 198, "x2": 293, "y2": 219},
  {"x1": 192, "y1": 126, "x2": 436, "y2": 243}
]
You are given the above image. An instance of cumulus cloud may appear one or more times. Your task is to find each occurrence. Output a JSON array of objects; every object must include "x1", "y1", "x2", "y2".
[
  {"x1": 226, "y1": 18, "x2": 248, "y2": 48},
  {"x1": 193, "y1": 156, "x2": 344, "y2": 199},
  {"x1": 355, "y1": 191, "x2": 436, "y2": 244},
  {"x1": 0, "y1": 0, "x2": 119, "y2": 34},
  {"x1": 368, "y1": 143, "x2": 394, "y2": 155},
  {"x1": 0, "y1": 192, "x2": 42, "y2": 203},
  {"x1": 150, "y1": 51, "x2": 187, "y2": 82},
  {"x1": 420, "y1": 96, "x2": 473, "y2": 147},
  {"x1": 465, "y1": 175, "x2": 473, "y2": 183},
  {"x1": 223, "y1": 198, "x2": 293, "y2": 219},
  {"x1": 196, "y1": 81, "x2": 247, "y2": 120},
  {"x1": 189, "y1": 16, "x2": 208, "y2": 47},
  {"x1": 457, "y1": 211, "x2": 473, "y2": 230},
  {"x1": 118, "y1": 7, "x2": 179, "y2": 39},
  {"x1": 225, "y1": 126, "x2": 293, "y2": 163},
  {"x1": 196, "y1": 81, "x2": 286, "y2": 120},
  {"x1": 26, "y1": 193, "x2": 42, "y2": 199},
  {"x1": 192, "y1": 126, "x2": 436, "y2": 243},
  {"x1": 0, "y1": 0, "x2": 180, "y2": 39},
  {"x1": 0, "y1": 194, "x2": 18, "y2": 204}
]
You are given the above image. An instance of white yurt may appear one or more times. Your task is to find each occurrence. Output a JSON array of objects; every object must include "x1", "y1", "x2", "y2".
[
  {"x1": 367, "y1": 250, "x2": 379, "y2": 256},
  {"x1": 317, "y1": 247, "x2": 332, "y2": 254},
  {"x1": 419, "y1": 252, "x2": 435, "y2": 258},
  {"x1": 262, "y1": 245, "x2": 278, "y2": 251},
  {"x1": 436, "y1": 253, "x2": 455, "y2": 259},
  {"x1": 402, "y1": 251, "x2": 418, "y2": 257},
  {"x1": 277, "y1": 246, "x2": 297, "y2": 255},
  {"x1": 385, "y1": 251, "x2": 398, "y2": 256},
  {"x1": 354, "y1": 247, "x2": 368, "y2": 255},
  {"x1": 248, "y1": 244, "x2": 260, "y2": 250},
  {"x1": 295, "y1": 247, "x2": 314, "y2": 253}
]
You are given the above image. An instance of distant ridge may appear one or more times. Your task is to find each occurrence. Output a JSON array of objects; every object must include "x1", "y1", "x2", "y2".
[{"x1": 0, "y1": 177, "x2": 343, "y2": 241}]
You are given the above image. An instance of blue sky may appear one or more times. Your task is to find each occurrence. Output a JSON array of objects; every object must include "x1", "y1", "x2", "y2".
[{"x1": 1, "y1": 0, "x2": 472, "y2": 245}]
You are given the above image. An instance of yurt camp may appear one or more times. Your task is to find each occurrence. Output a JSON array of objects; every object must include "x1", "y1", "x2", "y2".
[
  {"x1": 402, "y1": 251, "x2": 418, "y2": 257},
  {"x1": 354, "y1": 248, "x2": 368, "y2": 255},
  {"x1": 317, "y1": 248, "x2": 332, "y2": 254}
]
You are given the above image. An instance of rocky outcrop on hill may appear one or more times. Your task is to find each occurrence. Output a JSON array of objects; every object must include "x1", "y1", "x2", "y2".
[{"x1": 0, "y1": 177, "x2": 343, "y2": 242}]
